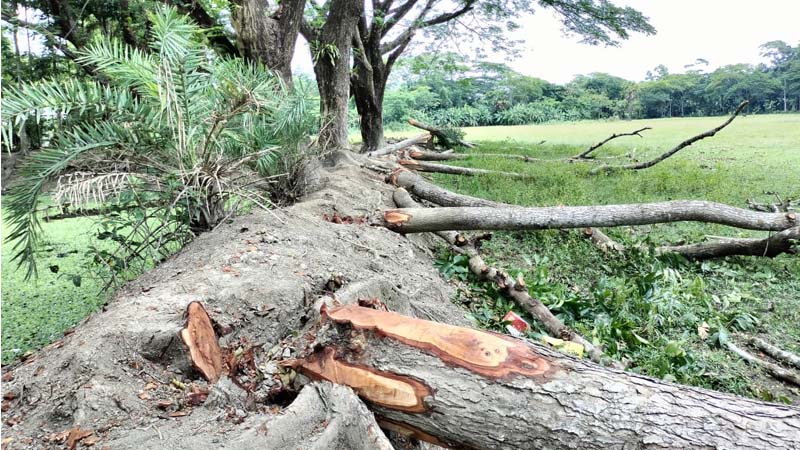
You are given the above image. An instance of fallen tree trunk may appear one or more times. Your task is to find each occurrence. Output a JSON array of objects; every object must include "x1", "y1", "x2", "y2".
[
  {"x1": 287, "y1": 304, "x2": 800, "y2": 450},
  {"x1": 368, "y1": 133, "x2": 430, "y2": 157},
  {"x1": 407, "y1": 118, "x2": 475, "y2": 148},
  {"x1": 399, "y1": 159, "x2": 527, "y2": 178},
  {"x1": 657, "y1": 226, "x2": 800, "y2": 259},
  {"x1": 598, "y1": 101, "x2": 748, "y2": 172},
  {"x1": 751, "y1": 337, "x2": 800, "y2": 370},
  {"x1": 392, "y1": 188, "x2": 612, "y2": 366},
  {"x1": 574, "y1": 126, "x2": 651, "y2": 159},
  {"x1": 384, "y1": 202, "x2": 797, "y2": 233}
]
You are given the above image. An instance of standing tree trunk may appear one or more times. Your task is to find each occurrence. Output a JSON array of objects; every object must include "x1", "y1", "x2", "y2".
[
  {"x1": 351, "y1": 20, "x2": 390, "y2": 152},
  {"x1": 230, "y1": 0, "x2": 304, "y2": 87},
  {"x1": 304, "y1": 0, "x2": 363, "y2": 149}
]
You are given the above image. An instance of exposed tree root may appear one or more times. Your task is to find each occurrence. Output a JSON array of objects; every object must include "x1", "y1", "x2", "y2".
[
  {"x1": 393, "y1": 188, "x2": 613, "y2": 366},
  {"x1": 751, "y1": 337, "x2": 800, "y2": 370}
]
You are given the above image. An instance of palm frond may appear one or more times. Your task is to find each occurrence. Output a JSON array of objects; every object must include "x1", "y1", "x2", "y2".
[
  {"x1": 1, "y1": 79, "x2": 138, "y2": 150},
  {"x1": 3, "y1": 122, "x2": 141, "y2": 279},
  {"x1": 77, "y1": 40, "x2": 160, "y2": 99}
]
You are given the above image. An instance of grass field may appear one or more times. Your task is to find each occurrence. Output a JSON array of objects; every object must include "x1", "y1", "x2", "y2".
[
  {"x1": 419, "y1": 114, "x2": 800, "y2": 402},
  {"x1": 1, "y1": 214, "x2": 109, "y2": 363}
]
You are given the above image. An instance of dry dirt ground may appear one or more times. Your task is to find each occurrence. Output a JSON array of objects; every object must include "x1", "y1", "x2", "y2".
[{"x1": 1, "y1": 152, "x2": 467, "y2": 449}]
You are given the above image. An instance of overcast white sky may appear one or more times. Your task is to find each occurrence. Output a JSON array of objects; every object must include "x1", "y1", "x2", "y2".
[{"x1": 294, "y1": 0, "x2": 800, "y2": 84}]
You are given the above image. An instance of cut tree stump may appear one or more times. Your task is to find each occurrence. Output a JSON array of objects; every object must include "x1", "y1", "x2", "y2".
[
  {"x1": 287, "y1": 304, "x2": 800, "y2": 450},
  {"x1": 180, "y1": 301, "x2": 224, "y2": 383},
  {"x1": 384, "y1": 203, "x2": 797, "y2": 233}
]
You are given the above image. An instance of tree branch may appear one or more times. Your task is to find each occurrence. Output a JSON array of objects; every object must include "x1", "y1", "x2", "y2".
[{"x1": 574, "y1": 127, "x2": 651, "y2": 159}]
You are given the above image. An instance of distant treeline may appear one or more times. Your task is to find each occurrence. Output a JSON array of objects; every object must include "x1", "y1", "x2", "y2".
[{"x1": 371, "y1": 41, "x2": 800, "y2": 128}]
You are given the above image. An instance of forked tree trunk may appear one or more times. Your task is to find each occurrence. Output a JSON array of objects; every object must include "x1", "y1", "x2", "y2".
[
  {"x1": 231, "y1": 0, "x2": 305, "y2": 87},
  {"x1": 384, "y1": 203, "x2": 797, "y2": 233},
  {"x1": 311, "y1": 0, "x2": 363, "y2": 149},
  {"x1": 288, "y1": 304, "x2": 800, "y2": 450}
]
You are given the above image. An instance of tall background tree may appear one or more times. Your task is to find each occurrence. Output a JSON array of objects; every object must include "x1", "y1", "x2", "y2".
[{"x1": 347, "y1": 0, "x2": 656, "y2": 152}]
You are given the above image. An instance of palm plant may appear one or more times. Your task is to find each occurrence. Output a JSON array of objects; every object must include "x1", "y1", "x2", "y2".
[{"x1": 2, "y1": 6, "x2": 316, "y2": 281}]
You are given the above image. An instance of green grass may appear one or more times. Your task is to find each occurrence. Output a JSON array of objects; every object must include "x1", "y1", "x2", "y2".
[
  {"x1": 422, "y1": 114, "x2": 800, "y2": 402},
  {"x1": 1, "y1": 213, "x2": 109, "y2": 364}
]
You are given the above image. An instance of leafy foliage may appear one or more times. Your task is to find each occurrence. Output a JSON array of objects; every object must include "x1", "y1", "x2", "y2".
[{"x1": 2, "y1": 6, "x2": 316, "y2": 282}]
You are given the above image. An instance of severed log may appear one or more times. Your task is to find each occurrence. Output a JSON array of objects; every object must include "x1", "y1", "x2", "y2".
[
  {"x1": 725, "y1": 340, "x2": 800, "y2": 387},
  {"x1": 399, "y1": 159, "x2": 527, "y2": 178},
  {"x1": 573, "y1": 127, "x2": 651, "y2": 159},
  {"x1": 368, "y1": 133, "x2": 431, "y2": 157},
  {"x1": 389, "y1": 169, "x2": 503, "y2": 207},
  {"x1": 384, "y1": 202, "x2": 798, "y2": 234},
  {"x1": 751, "y1": 337, "x2": 800, "y2": 370},
  {"x1": 180, "y1": 301, "x2": 224, "y2": 383},
  {"x1": 286, "y1": 304, "x2": 800, "y2": 450},
  {"x1": 392, "y1": 188, "x2": 612, "y2": 366},
  {"x1": 598, "y1": 101, "x2": 748, "y2": 172},
  {"x1": 407, "y1": 118, "x2": 475, "y2": 148},
  {"x1": 657, "y1": 226, "x2": 800, "y2": 260}
]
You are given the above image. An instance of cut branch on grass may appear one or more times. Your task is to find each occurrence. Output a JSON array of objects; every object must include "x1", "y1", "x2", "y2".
[
  {"x1": 596, "y1": 101, "x2": 749, "y2": 172},
  {"x1": 399, "y1": 159, "x2": 527, "y2": 178},
  {"x1": 751, "y1": 337, "x2": 800, "y2": 370},
  {"x1": 581, "y1": 227, "x2": 625, "y2": 253},
  {"x1": 367, "y1": 133, "x2": 431, "y2": 157},
  {"x1": 574, "y1": 127, "x2": 651, "y2": 159},
  {"x1": 407, "y1": 118, "x2": 475, "y2": 148},
  {"x1": 408, "y1": 148, "x2": 551, "y2": 163},
  {"x1": 384, "y1": 202, "x2": 797, "y2": 234},
  {"x1": 392, "y1": 188, "x2": 614, "y2": 367},
  {"x1": 657, "y1": 227, "x2": 800, "y2": 260},
  {"x1": 724, "y1": 340, "x2": 800, "y2": 387}
]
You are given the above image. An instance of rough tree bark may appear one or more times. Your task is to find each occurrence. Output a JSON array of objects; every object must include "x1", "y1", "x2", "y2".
[
  {"x1": 303, "y1": 0, "x2": 364, "y2": 149},
  {"x1": 288, "y1": 304, "x2": 800, "y2": 450},
  {"x1": 384, "y1": 202, "x2": 797, "y2": 233},
  {"x1": 230, "y1": 0, "x2": 305, "y2": 86}
]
